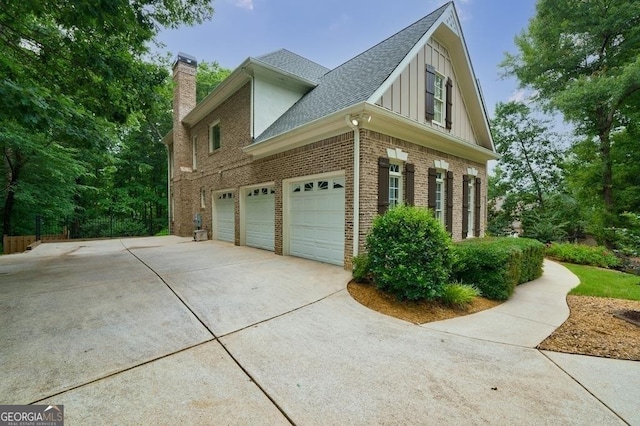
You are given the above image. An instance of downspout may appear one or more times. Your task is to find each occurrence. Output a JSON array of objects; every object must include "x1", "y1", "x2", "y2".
[
  {"x1": 346, "y1": 116, "x2": 360, "y2": 260},
  {"x1": 166, "y1": 145, "x2": 172, "y2": 234}
]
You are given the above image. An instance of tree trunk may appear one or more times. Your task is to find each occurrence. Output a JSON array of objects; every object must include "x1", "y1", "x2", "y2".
[
  {"x1": 599, "y1": 129, "x2": 614, "y2": 248},
  {"x1": 3, "y1": 161, "x2": 21, "y2": 237}
]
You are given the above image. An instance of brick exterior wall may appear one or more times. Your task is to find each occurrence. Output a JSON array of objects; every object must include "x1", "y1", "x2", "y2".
[
  {"x1": 358, "y1": 129, "x2": 487, "y2": 254},
  {"x1": 170, "y1": 63, "x2": 487, "y2": 269},
  {"x1": 169, "y1": 78, "x2": 355, "y2": 264}
]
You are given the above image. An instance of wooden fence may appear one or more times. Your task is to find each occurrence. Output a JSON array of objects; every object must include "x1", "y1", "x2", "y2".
[
  {"x1": 2, "y1": 234, "x2": 67, "y2": 254},
  {"x1": 3, "y1": 235, "x2": 37, "y2": 254}
]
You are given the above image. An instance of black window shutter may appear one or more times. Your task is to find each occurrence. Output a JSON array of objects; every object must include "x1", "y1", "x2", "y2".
[
  {"x1": 474, "y1": 177, "x2": 482, "y2": 237},
  {"x1": 445, "y1": 77, "x2": 453, "y2": 130},
  {"x1": 405, "y1": 163, "x2": 415, "y2": 206},
  {"x1": 462, "y1": 175, "x2": 469, "y2": 239},
  {"x1": 446, "y1": 171, "x2": 453, "y2": 234},
  {"x1": 427, "y1": 167, "x2": 437, "y2": 212},
  {"x1": 425, "y1": 65, "x2": 435, "y2": 121},
  {"x1": 214, "y1": 125, "x2": 221, "y2": 149},
  {"x1": 378, "y1": 157, "x2": 390, "y2": 215}
]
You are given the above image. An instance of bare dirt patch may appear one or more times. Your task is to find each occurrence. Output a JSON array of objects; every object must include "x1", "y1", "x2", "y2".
[
  {"x1": 347, "y1": 280, "x2": 501, "y2": 324},
  {"x1": 538, "y1": 295, "x2": 640, "y2": 361}
]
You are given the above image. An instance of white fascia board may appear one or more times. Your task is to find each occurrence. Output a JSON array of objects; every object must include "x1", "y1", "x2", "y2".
[
  {"x1": 243, "y1": 103, "x2": 366, "y2": 159},
  {"x1": 363, "y1": 103, "x2": 500, "y2": 163},
  {"x1": 243, "y1": 101, "x2": 499, "y2": 162},
  {"x1": 367, "y1": 3, "x2": 453, "y2": 104},
  {"x1": 162, "y1": 130, "x2": 173, "y2": 146},
  {"x1": 182, "y1": 58, "x2": 253, "y2": 126},
  {"x1": 448, "y1": 2, "x2": 495, "y2": 153}
]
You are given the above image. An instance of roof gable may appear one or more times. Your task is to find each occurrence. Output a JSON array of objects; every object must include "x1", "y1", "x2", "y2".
[{"x1": 254, "y1": 3, "x2": 449, "y2": 142}]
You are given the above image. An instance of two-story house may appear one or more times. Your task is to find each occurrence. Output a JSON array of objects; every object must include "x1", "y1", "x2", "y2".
[{"x1": 163, "y1": 2, "x2": 498, "y2": 268}]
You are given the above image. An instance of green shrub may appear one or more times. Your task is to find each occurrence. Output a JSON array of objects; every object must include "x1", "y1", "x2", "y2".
[
  {"x1": 366, "y1": 205, "x2": 452, "y2": 300},
  {"x1": 545, "y1": 242, "x2": 619, "y2": 268},
  {"x1": 439, "y1": 283, "x2": 480, "y2": 308},
  {"x1": 352, "y1": 254, "x2": 370, "y2": 283},
  {"x1": 451, "y1": 237, "x2": 544, "y2": 300}
]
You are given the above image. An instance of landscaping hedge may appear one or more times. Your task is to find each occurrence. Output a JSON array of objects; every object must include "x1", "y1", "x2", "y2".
[{"x1": 451, "y1": 237, "x2": 544, "y2": 300}]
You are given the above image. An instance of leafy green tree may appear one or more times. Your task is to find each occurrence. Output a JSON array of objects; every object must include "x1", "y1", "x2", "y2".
[
  {"x1": 491, "y1": 101, "x2": 564, "y2": 210},
  {"x1": 196, "y1": 62, "x2": 232, "y2": 102},
  {"x1": 502, "y1": 0, "x2": 640, "y2": 231},
  {"x1": 0, "y1": 0, "x2": 213, "y2": 235}
]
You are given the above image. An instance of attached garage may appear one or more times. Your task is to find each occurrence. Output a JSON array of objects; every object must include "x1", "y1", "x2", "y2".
[
  {"x1": 214, "y1": 192, "x2": 235, "y2": 243},
  {"x1": 243, "y1": 185, "x2": 275, "y2": 251},
  {"x1": 287, "y1": 175, "x2": 345, "y2": 266}
]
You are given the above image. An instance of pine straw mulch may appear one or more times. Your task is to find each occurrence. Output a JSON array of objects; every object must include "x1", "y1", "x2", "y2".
[
  {"x1": 347, "y1": 281, "x2": 640, "y2": 361},
  {"x1": 537, "y1": 295, "x2": 640, "y2": 361}
]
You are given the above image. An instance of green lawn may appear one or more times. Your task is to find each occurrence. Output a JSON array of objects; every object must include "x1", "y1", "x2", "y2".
[{"x1": 564, "y1": 263, "x2": 640, "y2": 301}]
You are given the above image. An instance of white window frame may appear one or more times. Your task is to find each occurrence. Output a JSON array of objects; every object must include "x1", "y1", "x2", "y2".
[
  {"x1": 433, "y1": 73, "x2": 445, "y2": 126},
  {"x1": 209, "y1": 120, "x2": 221, "y2": 152},
  {"x1": 467, "y1": 178, "x2": 475, "y2": 237},
  {"x1": 435, "y1": 170, "x2": 445, "y2": 225},
  {"x1": 200, "y1": 188, "x2": 206, "y2": 209},
  {"x1": 191, "y1": 135, "x2": 197, "y2": 170},
  {"x1": 389, "y1": 162, "x2": 403, "y2": 208}
]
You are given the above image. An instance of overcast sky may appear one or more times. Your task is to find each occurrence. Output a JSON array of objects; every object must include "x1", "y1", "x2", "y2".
[{"x1": 157, "y1": 0, "x2": 537, "y2": 117}]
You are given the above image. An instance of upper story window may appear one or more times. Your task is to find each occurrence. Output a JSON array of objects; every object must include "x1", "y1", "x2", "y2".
[
  {"x1": 192, "y1": 136, "x2": 197, "y2": 170},
  {"x1": 426, "y1": 65, "x2": 452, "y2": 130},
  {"x1": 433, "y1": 73, "x2": 445, "y2": 125},
  {"x1": 389, "y1": 163, "x2": 402, "y2": 208},
  {"x1": 209, "y1": 121, "x2": 221, "y2": 152}
]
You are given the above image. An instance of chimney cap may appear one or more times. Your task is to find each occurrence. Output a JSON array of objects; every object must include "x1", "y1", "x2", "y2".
[{"x1": 174, "y1": 52, "x2": 197, "y2": 69}]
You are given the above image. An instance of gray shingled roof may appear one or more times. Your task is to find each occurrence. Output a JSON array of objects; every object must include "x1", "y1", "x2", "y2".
[
  {"x1": 253, "y1": 49, "x2": 330, "y2": 84},
  {"x1": 254, "y1": 3, "x2": 449, "y2": 143}
]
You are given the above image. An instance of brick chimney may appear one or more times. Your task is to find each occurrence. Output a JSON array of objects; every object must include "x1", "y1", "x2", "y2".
[
  {"x1": 171, "y1": 52, "x2": 197, "y2": 236},
  {"x1": 172, "y1": 52, "x2": 197, "y2": 171}
]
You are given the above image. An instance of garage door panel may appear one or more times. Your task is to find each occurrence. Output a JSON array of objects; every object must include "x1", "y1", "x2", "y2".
[
  {"x1": 289, "y1": 176, "x2": 345, "y2": 266},
  {"x1": 245, "y1": 186, "x2": 275, "y2": 251},
  {"x1": 215, "y1": 193, "x2": 235, "y2": 243}
]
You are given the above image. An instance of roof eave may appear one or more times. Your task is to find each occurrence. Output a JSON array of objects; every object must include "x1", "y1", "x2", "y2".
[
  {"x1": 182, "y1": 58, "x2": 253, "y2": 127},
  {"x1": 244, "y1": 102, "x2": 499, "y2": 162}
]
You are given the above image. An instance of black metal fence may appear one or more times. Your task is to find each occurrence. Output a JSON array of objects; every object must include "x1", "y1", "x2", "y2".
[{"x1": 35, "y1": 214, "x2": 166, "y2": 240}]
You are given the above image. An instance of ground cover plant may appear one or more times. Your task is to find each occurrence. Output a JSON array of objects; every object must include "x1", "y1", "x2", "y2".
[
  {"x1": 545, "y1": 243, "x2": 619, "y2": 268},
  {"x1": 565, "y1": 263, "x2": 640, "y2": 301}
]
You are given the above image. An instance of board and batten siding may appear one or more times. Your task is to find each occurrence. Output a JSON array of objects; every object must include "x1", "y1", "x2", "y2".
[{"x1": 376, "y1": 38, "x2": 477, "y2": 145}]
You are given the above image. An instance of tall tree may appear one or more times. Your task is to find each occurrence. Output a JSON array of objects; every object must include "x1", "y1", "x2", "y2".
[
  {"x1": 0, "y1": 0, "x2": 213, "y2": 235},
  {"x1": 491, "y1": 101, "x2": 564, "y2": 209},
  {"x1": 196, "y1": 61, "x2": 232, "y2": 103},
  {"x1": 502, "y1": 0, "x2": 640, "y2": 228}
]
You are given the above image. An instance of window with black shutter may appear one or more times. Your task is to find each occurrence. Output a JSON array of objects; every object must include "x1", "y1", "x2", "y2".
[
  {"x1": 462, "y1": 175, "x2": 470, "y2": 239},
  {"x1": 474, "y1": 177, "x2": 481, "y2": 237},
  {"x1": 425, "y1": 65, "x2": 435, "y2": 121},
  {"x1": 405, "y1": 163, "x2": 415, "y2": 205},
  {"x1": 446, "y1": 171, "x2": 453, "y2": 234},
  {"x1": 445, "y1": 77, "x2": 453, "y2": 130},
  {"x1": 378, "y1": 157, "x2": 390, "y2": 215}
]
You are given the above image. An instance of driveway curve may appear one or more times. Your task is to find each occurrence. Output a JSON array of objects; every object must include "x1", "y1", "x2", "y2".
[{"x1": 1, "y1": 237, "x2": 637, "y2": 424}]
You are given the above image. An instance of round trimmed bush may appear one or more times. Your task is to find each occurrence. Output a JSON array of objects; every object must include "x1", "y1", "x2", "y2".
[{"x1": 366, "y1": 205, "x2": 453, "y2": 300}]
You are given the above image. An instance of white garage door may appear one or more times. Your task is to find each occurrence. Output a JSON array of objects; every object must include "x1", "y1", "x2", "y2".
[
  {"x1": 245, "y1": 186, "x2": 275, "y2": 251},
  {"x1": 289, "y1": 176, "x2": 345, "y2": 265},
  {"x1": 214, "y1": 192, "x2": 235, "y2": 243}
]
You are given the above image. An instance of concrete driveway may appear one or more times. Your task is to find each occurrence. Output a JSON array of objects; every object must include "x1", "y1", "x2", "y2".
[{"x1": 0, "y1": 237, "x2": 637, "y2": 424}]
